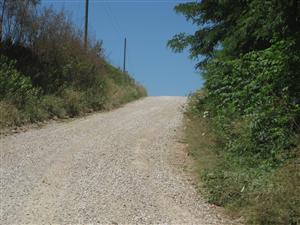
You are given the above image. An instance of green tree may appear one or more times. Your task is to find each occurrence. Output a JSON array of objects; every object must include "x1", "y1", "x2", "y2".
[
  {"x1": 168, "y1": 0, "x2": 300, "y2": 133},
  {"x1": 168, "y1": 0, "x2": 300, "y2": 66},
  {"x1": 169, "y1": 2, "x2": 300, "y2": 223}
]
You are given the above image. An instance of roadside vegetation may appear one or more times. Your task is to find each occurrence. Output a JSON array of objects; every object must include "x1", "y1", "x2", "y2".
[
  {"x1": 169, "y1": 1, "x2": 300, "y2": 224},
  {"x1": 0, "y1": 0, "x2": 146, "y2": 129}
]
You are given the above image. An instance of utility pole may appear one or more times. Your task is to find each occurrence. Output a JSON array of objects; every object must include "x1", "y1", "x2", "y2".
[
  {"x1": 123, "y1": 38, "x2": 127, "y2": 73},
  {"x1": 84, "y1": 0, "x2": 89, "y2": 49}
]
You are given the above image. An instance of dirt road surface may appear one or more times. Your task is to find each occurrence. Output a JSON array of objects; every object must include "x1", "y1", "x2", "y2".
[{"x1": 1, "y1": 97, "x2": 240, "y2": 224}]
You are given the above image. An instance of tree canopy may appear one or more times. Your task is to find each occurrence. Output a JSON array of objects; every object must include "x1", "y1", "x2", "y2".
[{"x1": 168, "y1": 0, "x2": 300, "y2": 67}]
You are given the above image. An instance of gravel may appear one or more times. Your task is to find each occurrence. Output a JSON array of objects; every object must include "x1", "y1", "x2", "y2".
[{"x1": 0, "y1": 96, "x2": 241, "y2": 224}]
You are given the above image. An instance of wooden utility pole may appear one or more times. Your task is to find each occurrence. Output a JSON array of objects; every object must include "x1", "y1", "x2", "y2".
[
  {"x1": 123, "y1": 38, "x2": 127, "y2": 73},
  {"x1": 84, "y1": 0, "x2": 89, "y2": 48}
]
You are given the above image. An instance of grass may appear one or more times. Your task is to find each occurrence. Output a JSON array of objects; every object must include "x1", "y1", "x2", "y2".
[
  {"x1": 0, "y1": 56, "x2": 147, "y2": 130},
  {"x1": 0, "y1": 3, "x2": 147, "y2": 131},
  {"x1": 184, "y1": 91, "x2": 300, "y2": 225},
  {"x1": 0, "y1": 76, "x2": 147, "y2": 130},
  {"x1": 0, "y1": 86, "x2": 146, "y2": 130}
]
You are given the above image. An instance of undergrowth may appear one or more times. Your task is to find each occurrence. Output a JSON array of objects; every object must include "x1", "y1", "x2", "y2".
[
  {"x1": 0, "y1": 1, "x2": 147, "y2": 129},
  {"x1": 185, "y1": 91, "x2": 300, "y2": 225}
]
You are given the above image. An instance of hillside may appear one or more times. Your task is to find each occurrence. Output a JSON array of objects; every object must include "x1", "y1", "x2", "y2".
[{"x1": 0, "y1": 1, "x2": 146, "y2": 129}]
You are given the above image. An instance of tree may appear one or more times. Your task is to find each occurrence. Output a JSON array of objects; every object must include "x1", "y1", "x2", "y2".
[
  {"x1": 0, "y1": 0, "x2": 40, "y2": 44},
  {"x1": 168, "y1": 0, "x2": 300, "y2": 68},
  {"x1": 168, "y1": 0, "x2": 300, "y2": 159}
]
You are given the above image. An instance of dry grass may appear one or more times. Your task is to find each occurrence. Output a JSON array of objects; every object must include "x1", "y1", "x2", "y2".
[
  {"x1": 184, "y1": 113, "x2": 218, "y2": 175},
  {"x1": 0, "y1": 101, "x2": 21, "y2": 128}
]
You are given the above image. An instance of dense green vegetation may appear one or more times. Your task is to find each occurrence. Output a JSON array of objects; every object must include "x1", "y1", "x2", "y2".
[
  {"x1": 0, "y1": 0, "x2": 146, "y2": 128},
  {"x1": 169, "y1": 1, "x2": 300, "y2": 224}
]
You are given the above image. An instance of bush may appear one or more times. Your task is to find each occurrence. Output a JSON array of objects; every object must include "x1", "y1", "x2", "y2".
[
  {"x1": 22, "y1": 97, "x2": 49, "y2": 123},
  {"x1": 82, "y1": 76, "x2": 107, "y2": 110},
  {"x1": 41, "y1": 95, "x2": 67, "y2": 118},
  {"x1": 185, "y1": 92, "x2": 300, "y2": 225},
  {"x1": 0, "y1": 2, "x2": 146, "y2": 128},
  {"x1": 204, "y1": 41, "x2": 299, "y2": 163},
  {"x1": 61, "y1": 89, "x2": 85, "y2": 117},
  {"x1": 0, "y1": 101, "x2": 21, "y2": 128},
  {"x1": 170, "y1": 1, "x2": 299, "y2": 224},
  {"x1": 0, "y1": 55, "x2": 39, "y2": 107}
]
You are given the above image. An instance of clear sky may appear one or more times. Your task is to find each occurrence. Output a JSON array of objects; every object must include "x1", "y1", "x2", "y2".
[{"x1": 41, "y1": 0, "x2": 203, "y2": 96}]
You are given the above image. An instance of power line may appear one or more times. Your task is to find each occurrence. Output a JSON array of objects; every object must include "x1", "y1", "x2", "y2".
[
  {"x1": 106, "y1": 3, "x2": 124, "y2": 36},
  {"x1": 103, "y1": 6, "x2": 120, "y2": 36},
  {"x1": 103, "y1": 2, "x2": 125, "y2": 38},
  {"x1": 81, "y1": 1, "x2": 131, "y2": 73},
  {"x1": 74, "y1": 0, "x2": 84, "y2": 30},
  {"x1": 102, "y1": 2, "x2": 129, "y2": 73},
  {"x1": 127, "y1": 42, "x2": 135, "y2": 75}
]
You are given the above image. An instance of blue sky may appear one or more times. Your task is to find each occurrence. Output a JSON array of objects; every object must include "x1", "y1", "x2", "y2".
[{"x1": 41, "y1": 0, "x2": 203, "y2": 96}]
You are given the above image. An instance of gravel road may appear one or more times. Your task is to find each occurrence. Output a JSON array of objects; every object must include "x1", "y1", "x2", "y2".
[{"x1": 1, "y1": 97, "x2": 240, "y2": 224}]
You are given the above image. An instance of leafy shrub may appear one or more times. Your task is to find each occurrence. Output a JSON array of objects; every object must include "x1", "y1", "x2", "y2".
[
  {"x1": 0, "y1": 2, "x2": 146, "y2": 128},
  {"x1": 185, "y1": 92, "x2": 300, "y2": 225},
  {"x1": 0, "y1": 55, "x2": 39, "y2": 107},
  {"x1": 204, "y1": 41, "x2": 300, "y2": 163},
  {"x1": 171, "y1": 1, "x2": 299, "y2": 224}
]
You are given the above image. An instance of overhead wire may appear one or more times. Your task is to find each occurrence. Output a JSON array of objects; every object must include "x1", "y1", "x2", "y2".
[
  {"x1": 102, "y1": 2, "x2": 125, "y2": 39},
  {"x1": 127, "y1": 42, "x2": 135, "y2": 76},
  {"x1": 101, "y1": 2, "x2": 133, "y2": 72},
  {"x1": 73, "y1": 0, "x2": 84, "y2": 30},
  {"x1": 107, "y1": 3, "x2": 125, "y2": 37},
  {"x1": 67, "y1": 0, "x2": 131, "y2": 72}
]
